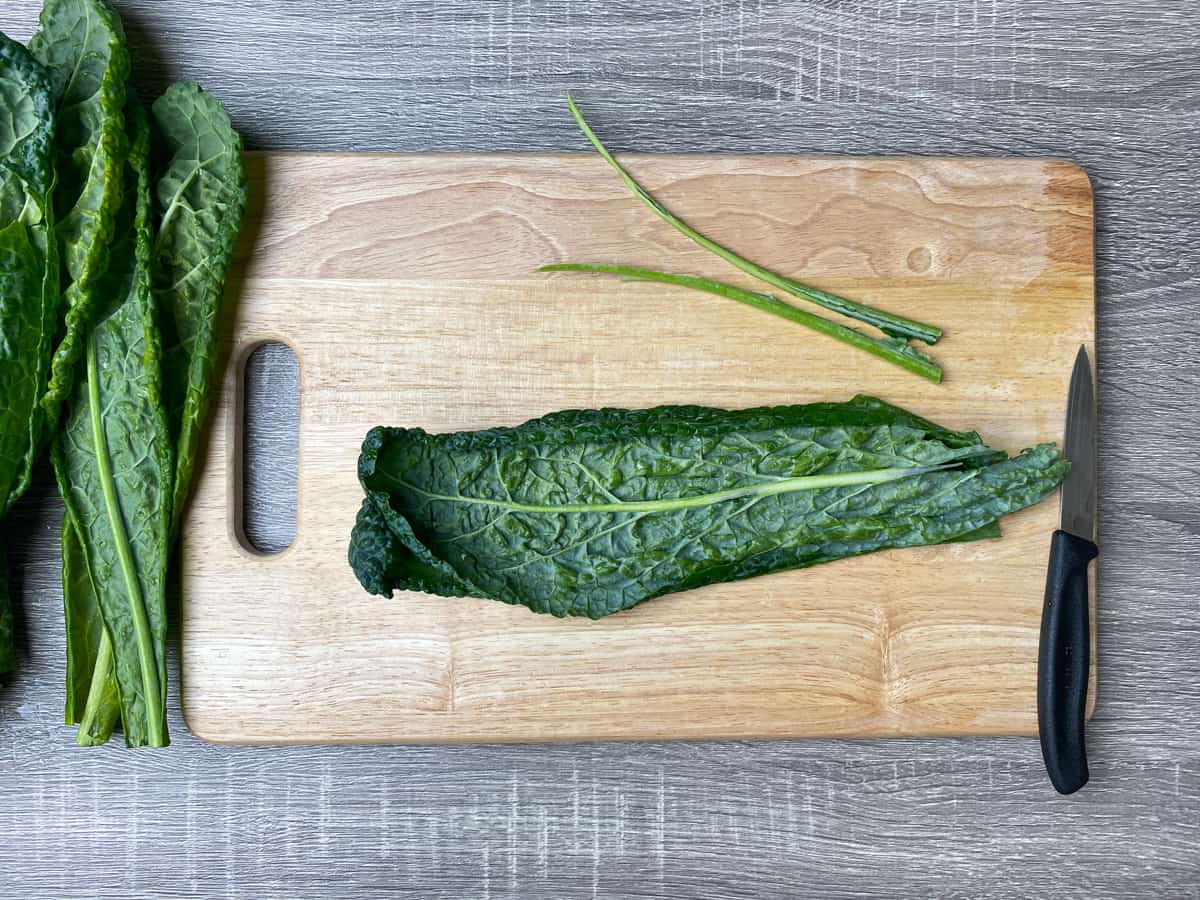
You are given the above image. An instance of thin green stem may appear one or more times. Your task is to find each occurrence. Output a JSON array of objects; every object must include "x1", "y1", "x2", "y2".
[
  {"x1": 540, "y1": 263, "x2": 943, "y2": 382},
  {"x1": 76, "y1": 628, "x2": 115, "y2": 747},
  {"x1": 388, "y1": 463, "x2": 954, "y2": 515},
  {"x1": 565, "y1": 93, "x2": 943, "y2": 346},
  {"x1": 87, "y1": 337, "x2": 165, "y2": 746}
]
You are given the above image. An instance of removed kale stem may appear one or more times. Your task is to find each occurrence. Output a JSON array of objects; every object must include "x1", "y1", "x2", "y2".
[
  {"x1": 565, "y1": 93, "x2": 943, "y2": 346},
  {"x1": 540, "y1": 263, "x2": 943, "y2": 382}
]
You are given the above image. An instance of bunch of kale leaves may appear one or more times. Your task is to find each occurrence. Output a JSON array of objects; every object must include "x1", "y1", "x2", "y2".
[{"x1": 0, "y1": 0, "x2": 246, "y2": 747}]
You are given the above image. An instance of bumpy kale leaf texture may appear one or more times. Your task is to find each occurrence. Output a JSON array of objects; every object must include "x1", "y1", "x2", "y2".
[
  {"x1": 55, "y1": 101, "x2": 171, "y2": 746},
  {"x1": 152, "y1": 81, "x2": 248, "y2": 539},
  {"x1": 351, "y1": 397, "x2": 1068, "y2": 619},
  {"x1": 30, "y1": 0, "x2": 130, "y2": 427},
  {"x1": 0, "y1": 33, "x2": 58, "y2": 674}
]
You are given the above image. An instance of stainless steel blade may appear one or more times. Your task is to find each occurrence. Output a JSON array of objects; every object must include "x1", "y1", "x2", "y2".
[{"x1": 1059, "y1": 345, "x2": 1097, "y2": 540}]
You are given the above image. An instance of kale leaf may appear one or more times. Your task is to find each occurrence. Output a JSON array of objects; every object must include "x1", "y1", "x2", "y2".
[
  {"x1": 0, "y1": 33, "x2": 57, "y2": 515},
  {"x1": 350, "y1": 397, "x2": 1068, "y2": 619},
  {"x1": 151, "y1": 82, "x2": 248, "y2": 539},
  {"x1": 0, "y1": 33, "x2": 58, "y2": 674},
  {"x1": 54, "y1": 100, "x2": 171, "y2": 747},
  {"x1": 30, "y1": 0, "x2": 130, "y2": 427},
  {"x1": 61, "y1": 518, "x2": 121, "y2": 742}
]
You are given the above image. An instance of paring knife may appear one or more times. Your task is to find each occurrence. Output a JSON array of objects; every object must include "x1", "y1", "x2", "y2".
[{"x1": 1038, "y1": 345, "x2": 1098, "y2": 795}]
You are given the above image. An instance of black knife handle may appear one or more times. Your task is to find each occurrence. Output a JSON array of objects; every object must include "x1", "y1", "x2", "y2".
[{"x1": 1038, "y1": 529, "x2": 1098, "y2": 795}]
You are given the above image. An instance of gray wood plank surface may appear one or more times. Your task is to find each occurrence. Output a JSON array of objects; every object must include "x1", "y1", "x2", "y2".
[{"x1": 2, "y1": 1, "x2": 1198, "y2": 897}]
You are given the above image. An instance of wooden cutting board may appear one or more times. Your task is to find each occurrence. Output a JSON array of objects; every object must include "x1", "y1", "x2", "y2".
[{"x1": 180, "y1": 151, "x2": 1095, "y2": 744}]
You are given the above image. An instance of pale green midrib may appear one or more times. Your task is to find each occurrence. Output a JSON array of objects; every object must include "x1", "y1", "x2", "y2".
[
  {"x1": 76, "y1": 625, "x2": 113, "y2": 746},
  {"x1": 154, "y1": 150, "x2": 225, "y2": 251},
  {"x1": 388, "y1": 463, "x2": 954, "y2": 515},
  {"x1": 53, "y1": 2, "x2": 99, "y2": 111},
  {"x1": 86, "y1": 336, "x2": 164, "y2": 745}
]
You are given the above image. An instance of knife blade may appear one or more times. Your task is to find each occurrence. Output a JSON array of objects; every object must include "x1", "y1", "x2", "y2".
[{"x1": 1037, "y1": 345, "x2": 1098, "y2": 795}]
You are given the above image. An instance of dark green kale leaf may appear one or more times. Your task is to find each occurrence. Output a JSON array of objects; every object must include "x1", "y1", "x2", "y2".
[
  {"x1": 54, "y1": 100, "x2": 171, "y2": 747},
  {"x1": 0, "y1": 33, "x2": 57, "y2": 515},
  {"x1": 350, "y1": 397, "x2": 1068, "y2": 619},
  {"x1": 30, "y1": 0, "x2": 130, "y2": 427},
  {"x1": 151, "y1": 82, "x2": 247, "y2": 539},
  {"x1": 0, "y1": 33, "x2": 58, "y2": 675},
  {"x1": 61, "y1": 517, "x2": 121, "y2": 742}
]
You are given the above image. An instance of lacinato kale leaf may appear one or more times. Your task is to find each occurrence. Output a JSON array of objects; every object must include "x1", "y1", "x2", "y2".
[
  {"x1": 61, "y1": 516, "x2": 120, "y2": 741},
  {"x1": 30, "y1": 0, "x2": 130, "y2": 427},
  {"x1": 151, "y1": 82, "x2": 247, "y2": 539},
  {"x1": 0, "y1": 33, "x2": 57, "y2": 516},
  {"x1": 350, "y1": 397, "x2": 1068, "y2": 619},
  {"x1": 0, "y1": 1, "x2": 247, "y2": 731},
  {"x1": 0, "y1": 33, "x2": 57, "y2": 675},
  {"x1": 53, "y1": 100, "x2": 171, "y2": 747}
]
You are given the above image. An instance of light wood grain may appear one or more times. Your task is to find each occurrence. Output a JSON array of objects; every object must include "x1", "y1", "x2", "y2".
[
  {"x1": 180, "y1": 152, "x2": 1094, "y2": 744},
  {"x1": 2, "y1": 1, "x2": 1198, "y2": 898}
]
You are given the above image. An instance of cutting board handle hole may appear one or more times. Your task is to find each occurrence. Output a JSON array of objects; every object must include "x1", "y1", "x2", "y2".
[{"x1": 237, "y1": 341, "x2": 299, "y2": 555}]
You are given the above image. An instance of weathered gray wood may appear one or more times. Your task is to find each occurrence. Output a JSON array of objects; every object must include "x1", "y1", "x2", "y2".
[{"x1": 2, "y1": 1, "x2": 1199, "y2": 897}]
